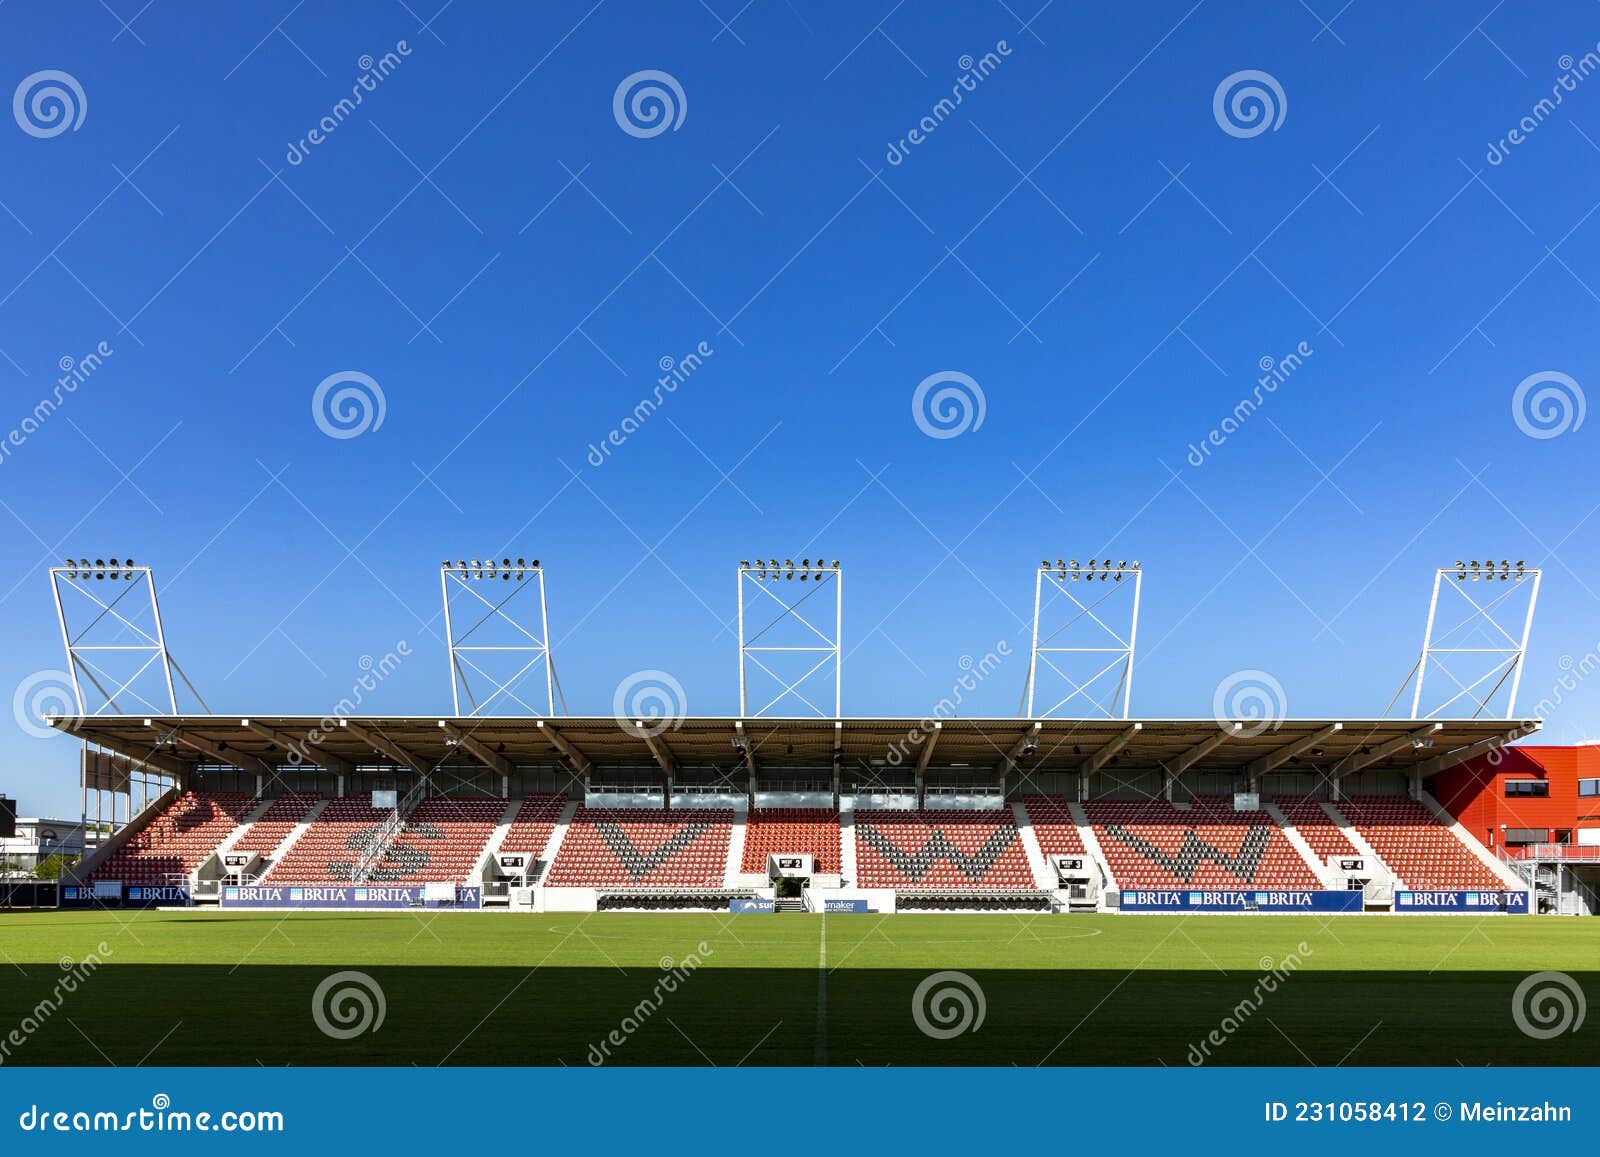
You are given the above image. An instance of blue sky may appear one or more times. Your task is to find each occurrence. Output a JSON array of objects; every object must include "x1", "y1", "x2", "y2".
[{"x1": 4, "y1": 1, "x2": 1600, "y2": 817}]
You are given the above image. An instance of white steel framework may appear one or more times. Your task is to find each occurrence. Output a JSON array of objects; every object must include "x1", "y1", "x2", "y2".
[
  {"x1": 1023, "y1": 559, "x2": 1142, "y2": 719},
  {"x1": 441, "y1": 558, "x2": 562, "y2": 716},
  {"x1": 738, "y1": 558, "x2": 841, "y2": 717},
  {"x1": 50, "y1": 558, "x2": 206, "y2": 845},
  {"x1": 1407, "y1": 560, "x2": 1541, "y2": 720},
  {"x1": 49, "y1": 558, "x2": 205, "y2": 718}
]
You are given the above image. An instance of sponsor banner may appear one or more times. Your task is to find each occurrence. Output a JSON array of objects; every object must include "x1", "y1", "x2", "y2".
[
  {"x1": 125, "y1": 885, "x2": 191, "y2": 906},
  {"x1": 60, "y1": 884, "x2": 190, "y2": 907},
  {"x1": 1119, "y1": 889, "x2": 1364, "y2": 913},
  {"x1": 823, "y1": 898, "x2": 870, "y2": 913},
  {"x1": 220, "y1": 885, "x2": 481, "y2": 909},
  {"x1": 1394, "y1": 890, "x2": 1530, "y2": 913},
  {"x1": 729, "y1": 898, "x2": 775, "y2": 914}
]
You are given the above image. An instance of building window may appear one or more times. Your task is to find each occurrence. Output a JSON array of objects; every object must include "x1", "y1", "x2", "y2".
[
  {"x1": 1579, "y1": 778, "x2": 1600, "y2": 797},
  {"x1": 1505, "y1": 779, "x2": 1549, "y2": 797}
]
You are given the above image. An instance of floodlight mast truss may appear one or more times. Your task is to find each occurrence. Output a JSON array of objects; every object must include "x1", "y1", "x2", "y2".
[
  {"x1": 1024, "y1": 559, "x2": 1142, "y2": 719},
  {"x1": 440, "y1": 557, "x2": 559, "y2": 717},
  {"x1": 49, "y1": 559, "x2": 205, "y2": 717},
  {"x1": 1409, "y1": 560, "x2": 1541, "y2": 721},
  {"x1": 738, "y1": 558, "x2": 842, "y2": 717}
]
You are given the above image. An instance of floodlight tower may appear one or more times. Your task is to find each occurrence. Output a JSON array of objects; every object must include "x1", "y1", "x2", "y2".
[
  {"x1": 440, "y1": 557, "x2": 562, "y2": 716},
  {"x1": 1023, "y1": 558, "x2": 1142, "y2": 719},
  {"x1": 49, "y1": 557, "x2": 207, "y2": 836},
  {"x1": 49, "y1": 558, "x2": 205, "y2": 717},
  {"x1": 1408, "y1": 559, "x2": 1541, "y2": 720},
  {"x1": 737, "y1": 558, "x2": 842, "y2": 717}
]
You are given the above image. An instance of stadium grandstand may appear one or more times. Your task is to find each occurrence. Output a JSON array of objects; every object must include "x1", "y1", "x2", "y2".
[
  {"x1": 50, "y1": 712, "x2": 1599, "y2": 915},
  {"x1": 35, "y1": 556, "x2": 1600, "y2": 917}
]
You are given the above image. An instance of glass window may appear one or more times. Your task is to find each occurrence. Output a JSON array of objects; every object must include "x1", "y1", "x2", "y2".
[
  {"x1": 1505, "y1": 780, "x2": 1549, "y2": 797},
  {"x1": 1579, "y1": 778, "x2": 1600, "y2": 797}
]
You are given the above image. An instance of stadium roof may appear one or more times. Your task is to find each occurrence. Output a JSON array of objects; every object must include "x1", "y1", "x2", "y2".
[{"x1": 49, "y1": 715, "x2": 1537, "y2": 780}]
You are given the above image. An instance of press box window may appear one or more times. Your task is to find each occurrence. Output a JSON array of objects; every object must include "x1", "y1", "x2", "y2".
[
  {"x1": 1504, "y1": 780, "x2": 1549, "y2": 797},
  {"x1": 1579, "y1": 778, "x2": 1600, "y2": 797}
]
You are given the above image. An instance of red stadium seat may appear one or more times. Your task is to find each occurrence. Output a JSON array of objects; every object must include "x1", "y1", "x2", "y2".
[
  {"x1": 91, "y1": 791, "x2": 258, "y2": 885},
  {"x1": 1023, "y1": 795, "x2": 1087, "y2": 861},
  {"x1": 1078, "y1": 795, "x2": 1320, "y2": 890},
  {"x1": 498, "y1": 793, "x2": 568, "y2": 859},
  {"x1": 265, "y1": 796, "x2": 504, "y2": 886},
  {"x1": 545, "y1": 807, "x2": 732, "y2": 888},
  {"x1": 741, "y1": 808, "x2": 840, "y2": 874},
  {"x1": 232, "y1": 793, "x2": 324, "y2": 855},
  {"x1": 1274, "y1": 796, "x2": 1359, "y2": 863},
  {"x1": 1336, "y1": 795, "x2": 1505, "y2": 890},
  {"x1": 853, "y1": 809, "x2": 1034, "y2": 891}
]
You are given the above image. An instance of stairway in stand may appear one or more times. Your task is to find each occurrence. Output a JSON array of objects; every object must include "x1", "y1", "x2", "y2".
[{"x1": 774, "y1": 897, "x2": 807, "y2": 913}]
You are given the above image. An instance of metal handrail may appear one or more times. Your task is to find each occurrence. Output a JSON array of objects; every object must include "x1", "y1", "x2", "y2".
[
  {"x1": 352, "y1": 779, "x2": 430, "y2": 883},
  {"x1": 1501, "y1": 844, "x2": 1600, "y2": 862}
]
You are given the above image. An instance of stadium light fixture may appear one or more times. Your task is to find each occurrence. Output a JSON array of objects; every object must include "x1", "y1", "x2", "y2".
[
  {"x1": 1410, "y1": 559, "x2": 1543, "y2": 720},
  {"x1": 1026, "y1": 557, "x2": 1143, "y2": 719},
  {"x1": 738, "y1": 556, "x2": 843, "y2": 716},
  {"x1": 61, "y1": 557, "x2": 139, "y2": 581},
  {"x1": 48, "y1": 556, "x2": 202, "y2": 725},
  {"x1": 441, "y1": 555, "x2": 558, "y2": 715}
]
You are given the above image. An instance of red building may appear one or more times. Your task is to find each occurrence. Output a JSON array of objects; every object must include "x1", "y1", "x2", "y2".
[{"x1": 1431, "y1": 744, "x2": 1600, "y2": 854}]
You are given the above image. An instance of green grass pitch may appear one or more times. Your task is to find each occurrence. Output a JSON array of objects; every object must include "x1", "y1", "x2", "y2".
[{"x1": 0, "y1": 910, "x2": 1594, "y2": 1066}]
